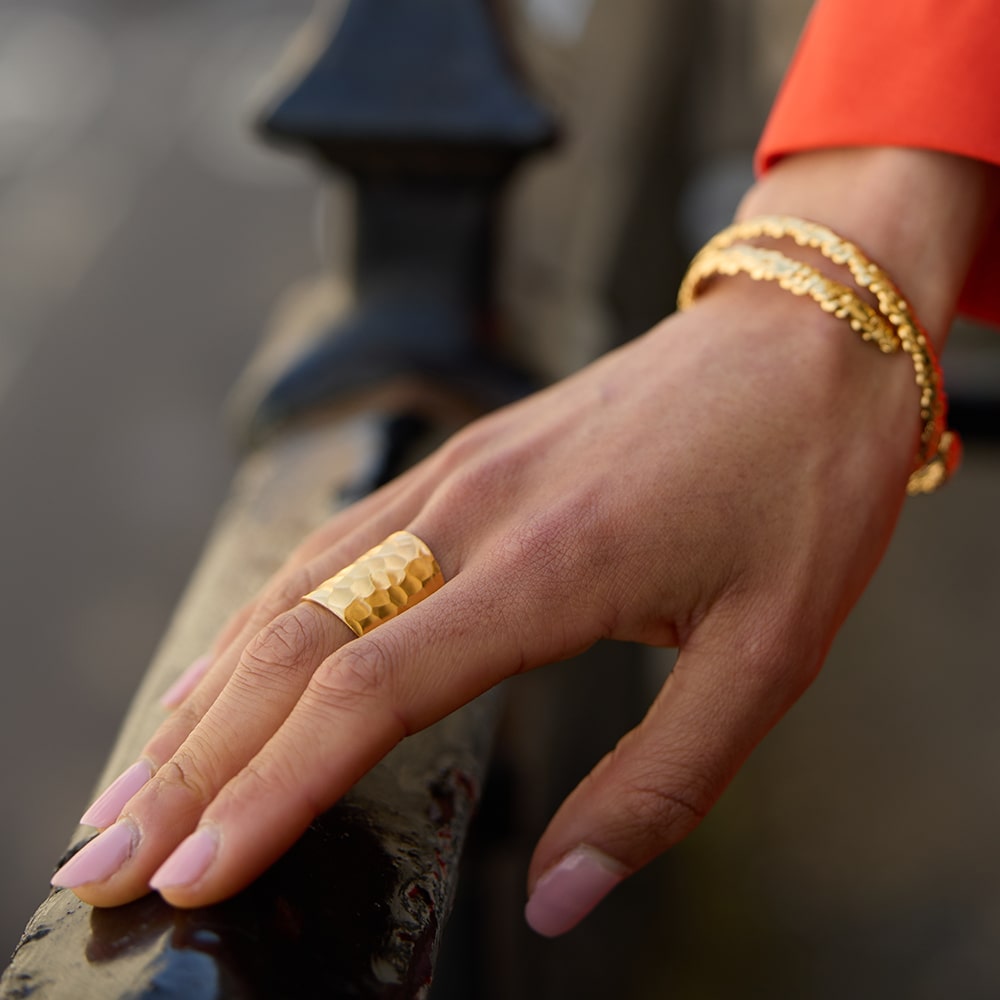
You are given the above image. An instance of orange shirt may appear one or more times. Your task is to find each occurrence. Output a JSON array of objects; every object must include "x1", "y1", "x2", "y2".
[{"x1": 756, "y1": 0, "x2": 1000, "y2": 325}]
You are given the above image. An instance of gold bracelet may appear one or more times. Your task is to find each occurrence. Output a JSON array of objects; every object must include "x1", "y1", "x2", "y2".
[
  {"x1": 677, "y1": 243, "x2": 900, "y2": 354},
  {"x1": 677, "y1": 218, "x2": 961, "y2": 495},
  {"x1": 695, "y1": 215, "x2": 909, "y2": 322},
  {"x1": 697, "y1": 216, "x2": 955, "y2": 488}
]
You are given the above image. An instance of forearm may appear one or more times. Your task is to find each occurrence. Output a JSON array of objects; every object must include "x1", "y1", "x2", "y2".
[{"x1": 736, "y1": 147, "x2": 1000, "y2": 351}]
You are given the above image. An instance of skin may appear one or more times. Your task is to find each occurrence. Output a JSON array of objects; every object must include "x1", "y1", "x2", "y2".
[{"x1": 66, "y1": 147, "x2": 999, "y2": 928}]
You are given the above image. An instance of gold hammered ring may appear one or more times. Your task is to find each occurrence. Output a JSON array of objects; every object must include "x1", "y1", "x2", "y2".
[{"x1": 301, "y1": 531, "x2": 444, "y2": 637}]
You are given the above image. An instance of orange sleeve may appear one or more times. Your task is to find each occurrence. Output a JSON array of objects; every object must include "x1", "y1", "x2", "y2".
[{"x1": 755, "y1": 0, "x2": 1000, "y2": 326}]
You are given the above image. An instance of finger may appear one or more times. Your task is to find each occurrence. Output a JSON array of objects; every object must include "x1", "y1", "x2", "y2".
[
  {"x1": 523, "y1": 617, "x2": 817, "y2": 937},
  {"x1": 147, "y1": 497, "x2": 424, "y2": 775},
  {"x1": 90, "y1": 624, "x2": 249, "y2": 822},
  {"x1": 160, "y1": 603, "x2": 254, "y2": 710},
  {"x1": 280, "y1": 459, "x2": 430, "y2": 568},
  {"x1": 63, "y1": 509, "x2": 421, "y2": 897},
  {"x1": 159, "y1": 466, "x2": 428, "y2": 712},
  {"x1": 59, "y1": 601, "x2": 352, "y2": 905},
  {"x1": 147, "y1": 530, "x2": 596, "y2": 907}
]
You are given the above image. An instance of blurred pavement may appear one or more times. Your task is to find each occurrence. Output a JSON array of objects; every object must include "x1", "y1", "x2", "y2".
[{"x1": 0, "y1": 0, "x2": 317, "y2": 959}]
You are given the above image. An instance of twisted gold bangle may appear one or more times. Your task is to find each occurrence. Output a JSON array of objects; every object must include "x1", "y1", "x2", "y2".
[
  {"x1": 677, "y1": 216, "x2": 960, "y2": 495},
  {"x1": 677, "y1": 243, "x2": 900, "y2": 354},
  {"x1": 695, "y1": 216, "x2": 910, "y2": 322}
]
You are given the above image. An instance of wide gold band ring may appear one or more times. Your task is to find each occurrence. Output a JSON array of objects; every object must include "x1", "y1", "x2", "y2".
[{"x1": 301, "y1": 530, "x2": 444, "y2": 637}]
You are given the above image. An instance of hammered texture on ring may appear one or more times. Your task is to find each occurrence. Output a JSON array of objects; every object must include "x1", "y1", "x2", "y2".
[{"x1": 302, "y1": 531, "x2": 444, "y2": 636}]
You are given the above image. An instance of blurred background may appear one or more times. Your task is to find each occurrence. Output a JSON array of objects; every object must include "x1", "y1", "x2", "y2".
[
  {"x1": 0, "y1": 0, "x2": 318, "y2": 960},
  {"x1": 3, "y1": 0, "x2": 1000, "y2": 996}
]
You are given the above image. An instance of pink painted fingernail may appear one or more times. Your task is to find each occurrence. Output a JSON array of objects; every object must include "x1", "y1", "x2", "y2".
[
  {"x1": 160, "y1": 654, "x2": 212, "y2": 709},
  {"x1": 150, "y1": 827, "x2": 218, "y2": 891},
  {"x1": 524, "y1": 845, "x2": 628, "y2": 937},
  {"x1": 80, "y1": 760, "x2": 154, "y2": 828},
  {"x1": 51, "y1": 821, "x2": 136, "y2": 888}
]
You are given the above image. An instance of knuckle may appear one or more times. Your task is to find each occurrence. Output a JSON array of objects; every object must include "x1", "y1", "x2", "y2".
[
  {"x1": 144, "y1": 719, "x2": 191, "y2": 767},
  {"x1": 435, "y1": 464, "x2": 490, "y2": 513},
  {"x1": 285, "y1": 528, "x2": 329, "y2": 566},
  {"x1": 737, "y1": 614, "x2": 821, "y2": 697},
  {"x1": 217, "y1": 757, "x2": 326, "y2": 829},
  {"x1": 241, "y1": 757, "x2": 290, "y2": 799},
  {"x1": 436, "y1": 414, "x2": 501, "y2": 470},
  {"x1": 594, "y1": 738, "x2": 714, "y2": 844},
  {"x1": 617, "y1": 776, "x2": 711, "y2": 841},
  {"x1": 496, "y1": 497, "x2": 596, "y2": 586},
  {"x1": 435, "y1": 441, "x2": 528, "y2": 513},
  {"x1": 241, "y1": 609, "x2": 319, "y2": 680},
  {"x1": 155, "y1": 748, "x2": 218, "y2": 809},
  {"x1": 515, "y1": 510, "x2": 567, "y2": 566},
  {"x1": 267, "y1": 566, "x2": 318, "y2": 616},
  {"x1": 307, "y1": 639, "x2": 396, "y2": 719}
]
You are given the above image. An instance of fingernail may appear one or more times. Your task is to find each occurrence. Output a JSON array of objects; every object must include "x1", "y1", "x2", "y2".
[
  {"x1": 524, "y1": 845, "x2": 628, "y2": 937},
  {"x1": 80, "y1": 759, "x2": 154, "y2": 828},
  {"x1": 160, "y1": 654, "x2": 212, "y2": 709},
  {"x1": 150, "y1": 826, "x2": 218, "y2": 891},
  {"x1": 51, "y1": 822, "x2": 136, "y2": 888}
]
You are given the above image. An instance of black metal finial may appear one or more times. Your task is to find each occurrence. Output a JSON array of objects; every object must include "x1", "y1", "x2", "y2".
[
  {"x1": 246, "y1": 0, "x2": 557, "y2": 438},
  {"x1": 260, "y1": 0, "x2": 556, "y2": 176}
]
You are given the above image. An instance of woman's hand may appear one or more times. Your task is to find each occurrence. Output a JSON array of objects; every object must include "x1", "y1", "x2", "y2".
[
  {"x1": 52, "y1": 276, "x2": 917, "y2": 929},
  {"x1": 52, "y1": 146, "x2": 997, "y2": 935}
]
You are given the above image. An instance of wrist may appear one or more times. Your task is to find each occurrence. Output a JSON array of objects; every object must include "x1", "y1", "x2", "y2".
[
  {"x1": 667, "y1": 266, "x2": 924, "y2": 492},
  {"x1": 736, "y1": 147, "x2": 1000, "y2": 352}
]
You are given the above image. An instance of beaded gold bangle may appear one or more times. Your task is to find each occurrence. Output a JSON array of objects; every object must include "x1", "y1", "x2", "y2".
[{"x1": 676, "y1": 216, "x2": 960, "y2": 495}]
